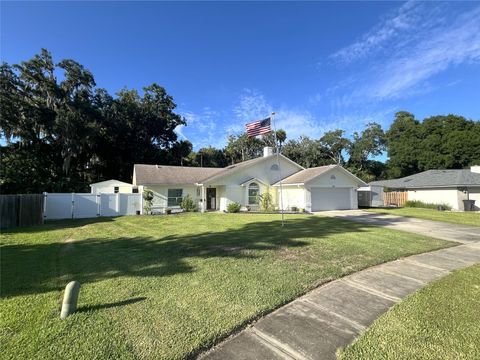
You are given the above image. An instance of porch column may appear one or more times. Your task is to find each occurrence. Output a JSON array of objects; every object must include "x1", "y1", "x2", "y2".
[{"x1": 201, "y1": 185, "x2": 206, "y2": 213}]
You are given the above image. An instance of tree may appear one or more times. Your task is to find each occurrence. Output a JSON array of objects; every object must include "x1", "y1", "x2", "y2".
[
  {"x1": 385, "y1": 112, "x2": 480, "y2": 177},
  {"x1": 262, "y1": 129, "x2": 287, "y2": 149},
  {"x1": 224, "y1": 133, "x2": 263, "y2": 164},
  {"x1": 282, "y1": 136, "x2": 331, "y2": 168},
  {"x1": 319, "y1": 130, "x2": 351, "y2": 165},
  {"x1": 0, "y1": 49, "x2": 185, "y2": 193},
  {"x1": 167, "y1": 140, "x2": 193, "y2": 166},
  {"x1": 385, "y1": 111, "x2": 422, "y2": 177},
  {"x1": 194, "y1": 146, "x2": 228, "y2": 167},
  {"x1": 347, "y1": 123, "x2": 386, "y2": 180}
]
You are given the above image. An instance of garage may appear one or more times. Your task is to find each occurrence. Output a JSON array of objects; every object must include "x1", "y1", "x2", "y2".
[{"x1": 311, "y1": 187, "x2": 351, "y2": 211}]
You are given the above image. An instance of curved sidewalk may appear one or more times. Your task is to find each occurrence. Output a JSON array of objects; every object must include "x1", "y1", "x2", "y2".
[{"x1": 201, "y1": 242, "x2": 480, "y2": 360}]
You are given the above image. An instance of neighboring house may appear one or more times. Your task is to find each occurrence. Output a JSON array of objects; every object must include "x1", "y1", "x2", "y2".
[
  {"x1": 90, "y1": 179, "x2": 137, "y2": 194},
  {"x1": 370, "y1": 166, "x2": 480, "y2": 211},
  {"x1": 132, "y1": 147, "x2": 366, "y2": 213}
]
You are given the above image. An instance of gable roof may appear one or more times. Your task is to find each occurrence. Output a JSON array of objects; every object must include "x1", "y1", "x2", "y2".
[
  {"x1": 274, "y1": 165, "x2": 366, "y2": 186},
  {"x1": 275, "y1": 165, "x2": 336, "y2": 185},
  {"x1": 198, "y1": 153, "x2": 304, "y2": 184},
  {"x1": 90, "y1": 179, "x2": 132, "y2": 187},
  {"x1": 370, "y1": 169, "x2": 480, "y2": 189},
  {"x1": 134, "y1": 164, "x2": 223, "y2": 185}
]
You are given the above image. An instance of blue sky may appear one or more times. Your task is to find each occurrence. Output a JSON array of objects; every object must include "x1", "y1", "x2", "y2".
[{"x1": 2, "y1": 1, "x2": 480, "y2": 151}]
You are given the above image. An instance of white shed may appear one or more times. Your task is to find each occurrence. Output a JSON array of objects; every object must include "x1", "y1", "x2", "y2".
[{"x1": 90, "y1": 179, "x2": 136, "y2": 194}]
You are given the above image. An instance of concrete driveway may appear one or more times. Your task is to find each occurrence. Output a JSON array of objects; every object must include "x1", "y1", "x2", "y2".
[{"x1": 316, "y1": 210, "x2": 480, "y2": 244}]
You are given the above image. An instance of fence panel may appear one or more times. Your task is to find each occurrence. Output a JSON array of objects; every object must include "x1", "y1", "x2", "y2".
[
  {"x1": 43, "y1": 192, "x2": 142, "y2": 220},
  {"x1": 44, "y1": 193, "x2": 73, "y2": 220},
  {"x1": 0, "y1": 195, "x2": 18, "y2": 229},
  {"x1": 0, "y1": 194, "x2": 44, "y2": 229},
  {"x1": 384, "y1": 191, "x2": 408, "y2": 207},
  {"x1": 100, "y1": 194, "x2": 118, "y2": 216},
  {"x1": 73, "y1": 194, "x2": 99, "y2": 218},
  {"x1": 18, "y1": 194, "x2": 44, "y2": 227},
  {"x1": 119, "y1": 194, "x2": 142, "y2": 215}
]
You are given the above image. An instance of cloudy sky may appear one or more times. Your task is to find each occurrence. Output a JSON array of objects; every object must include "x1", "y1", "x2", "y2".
[{"x1": 2, "y1": 1, "x2": 480, "y2": 150}]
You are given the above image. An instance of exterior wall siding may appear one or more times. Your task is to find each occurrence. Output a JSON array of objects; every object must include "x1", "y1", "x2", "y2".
[
  {"x1": 145, "y1": 185, "x2": 199, "y2": 212},
  {"x1": 277, "y1": 187, "x2": 306, "y2": 211},
  {"x1": 407, "y1": 188, "x2": 461, "y2": 210},
  {"x1": 468, "y1": 188, "x2": 480, "y2": 211}
]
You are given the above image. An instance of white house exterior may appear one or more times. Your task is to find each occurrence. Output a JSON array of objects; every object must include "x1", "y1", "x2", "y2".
[
  {"x1": 132, "y1": 147, "x2": 366, "y2": 213},
  {"x1": 90, "y1": 179, "x2": 136, "y2": 194},
  {"x1": 370, "y1": 166, "x2": 480, "y2": 211}
]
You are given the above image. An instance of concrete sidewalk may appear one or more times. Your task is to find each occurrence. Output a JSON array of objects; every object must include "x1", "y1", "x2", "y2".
[
  {"x1": 201, "y1": 242, "x2": 480, "y2": 360},
  {"x1": 317, "y1": 210, "x2": 480, "y2": 244}
]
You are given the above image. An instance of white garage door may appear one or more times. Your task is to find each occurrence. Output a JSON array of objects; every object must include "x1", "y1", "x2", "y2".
[{"x1": 311, "y1": 188, "x2": 351, "y2": 211}]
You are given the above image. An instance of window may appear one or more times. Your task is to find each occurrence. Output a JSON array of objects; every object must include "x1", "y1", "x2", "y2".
[
  {"x1": 168, "y1": 189, "x2": 183, "y2": 207},
  {"x1": 114, "y1": 186, "x2": 119, "y2": 193},
  {"x1": 132, "y1": 187, "x2": 139, "y2": 193},
  {"x1": 248, "y1": 183, "x2": 260, "y2": 205}
]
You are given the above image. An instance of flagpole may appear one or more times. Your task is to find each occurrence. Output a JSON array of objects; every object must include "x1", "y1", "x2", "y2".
[{"x1": 271, "y1": 112, "x2": 285, "y2": 227}]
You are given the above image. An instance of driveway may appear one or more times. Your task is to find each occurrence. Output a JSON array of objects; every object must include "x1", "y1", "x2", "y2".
[{"x1": 316, "y1": 210, "x2": 480, "y2": 244}]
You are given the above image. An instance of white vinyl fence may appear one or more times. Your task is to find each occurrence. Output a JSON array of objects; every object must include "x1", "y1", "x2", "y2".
[{"x1": 43, "y1": 192, "x2": 143, "y2": 220}]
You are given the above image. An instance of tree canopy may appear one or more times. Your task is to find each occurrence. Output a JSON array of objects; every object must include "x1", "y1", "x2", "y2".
[{"x1": 0, "y1": 49, "x2": 185, "y2": 193}]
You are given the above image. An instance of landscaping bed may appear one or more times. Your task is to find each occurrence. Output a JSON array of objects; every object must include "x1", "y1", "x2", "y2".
[{"x1": 1, "y1": 213, "x2": 453, "y2": 359}]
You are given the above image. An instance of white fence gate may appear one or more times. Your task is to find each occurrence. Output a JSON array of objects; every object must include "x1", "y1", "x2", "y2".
[{"x1": 43, "y1": 192, "x2": 143, "y2": 220}]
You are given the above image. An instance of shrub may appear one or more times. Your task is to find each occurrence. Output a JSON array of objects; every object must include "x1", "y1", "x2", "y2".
[
  {"x1": 404, "y1": 200, "x2": 451, "y2": 210},
  {"x1": 227, "y1": 202, "x2": 241, "y2": 213},
  {"x1": 180, "y1": 194, "x2": 197, "y2": 212},
  {"x1": 259, "y1": 192, "x2": 274, "y2": 212},
  {"x1": 143, "y1": 189, "x2": 154, "y2": 214}
]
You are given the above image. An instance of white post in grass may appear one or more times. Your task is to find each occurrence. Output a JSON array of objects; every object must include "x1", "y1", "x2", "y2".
[
  {"x1": 271, "y1": 112, "x2": 285, "y2": 227},
  {"x1": 60, "y1": 281, "x2": 81, "y2": 319}
]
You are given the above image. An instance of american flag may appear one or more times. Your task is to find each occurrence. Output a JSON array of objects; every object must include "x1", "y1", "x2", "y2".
[{"x1": 245, "y1": 117, "x2": 271, "y2": 137}]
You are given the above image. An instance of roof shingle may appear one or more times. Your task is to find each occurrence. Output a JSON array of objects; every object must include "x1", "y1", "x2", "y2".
[
  {"x1": 370, "y1": 169, "x2": 480, "y2": 189},
  {"x1": 275, "y1": 165, "x2": 336, "y2": 185},
  {"x1": 134, "y1": 164, "x2": 223, "y2": 185}
]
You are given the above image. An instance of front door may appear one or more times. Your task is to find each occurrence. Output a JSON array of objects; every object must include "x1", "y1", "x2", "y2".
[{"x1": 206, "y1": 188, "x2": 216, "y2": 210}]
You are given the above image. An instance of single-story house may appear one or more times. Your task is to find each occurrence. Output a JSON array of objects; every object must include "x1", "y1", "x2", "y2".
[
  {"x1": 90, "y1": 179, "x2": 137, "y2": 194},
  {"x1": 132, "y1": 147, "x2": 366, "y2": 213},
  {"x1": 370, "y1": 166, "x2": 480, "y2": 211}
]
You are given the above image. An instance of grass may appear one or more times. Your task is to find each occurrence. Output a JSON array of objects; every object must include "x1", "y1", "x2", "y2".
[
  {"x1": 366, "y1": 207, "x2": 480, "y2": 227},
  {"x1": 338, "y1": 264, "x2": 480, "y2": 360},
  {"x1": 1, "y1": 213, "x2": 454, "y2": 360}
]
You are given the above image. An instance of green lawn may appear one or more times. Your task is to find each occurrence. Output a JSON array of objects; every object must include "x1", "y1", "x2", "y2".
[
  {"x1": 366, "y1": 207, "x2": 480, "y2": 227},
  {"x1": 338, "y1": 264, "x2": 480, "y2": 360},
  {"x1": 1, "y1": 213, "x2": 454, "y2": 360}
]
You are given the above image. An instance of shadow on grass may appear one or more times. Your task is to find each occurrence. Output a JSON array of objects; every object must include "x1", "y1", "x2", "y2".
[
  {"x1": 0, "y1": 216, "x2": 116, "y2": 235},
  {"x1": 77, "y1": 297, "x2": 147, "y2": 313},
  {"x1": 1, "y1": 216, "x2": 371, "y2": 298}
]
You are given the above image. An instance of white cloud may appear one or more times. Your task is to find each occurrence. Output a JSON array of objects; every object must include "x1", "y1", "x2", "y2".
[
  {"x1": 327, "y1": 3, "x2": 480, "y2": 102},
  {"x1": 366, "y1": 6, "x2": 480, "y2": 100},
  {"x1": 330, "y1": 1, "x2": 448, "y2": 65},
  {"x1": 233, "y1": 88, "x2": 273, "y2": 122}
]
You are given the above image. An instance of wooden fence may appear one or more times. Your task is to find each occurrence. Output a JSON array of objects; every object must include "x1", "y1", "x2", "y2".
[
  {"x1": 384, "y1": 191, "x2": 408, "y2": 207},
  {"x1": 0, "y1": 194, "x2": 44, "y2": 229}
]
